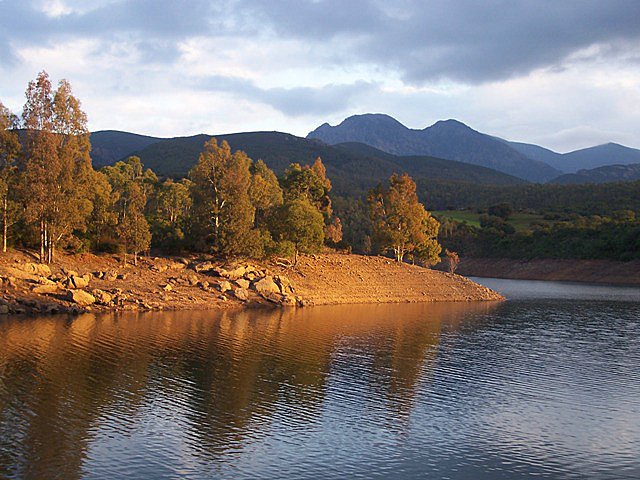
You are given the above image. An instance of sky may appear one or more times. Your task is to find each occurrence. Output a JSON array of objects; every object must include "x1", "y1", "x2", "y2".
[{"x1": 1, "y1": 0, "x2": 640, "y2": 153}]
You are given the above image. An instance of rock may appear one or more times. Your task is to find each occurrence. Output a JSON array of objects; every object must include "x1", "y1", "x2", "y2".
[
  {"x1": 70, "y1": 274, "x2": 91, "y2": 289},
  {"x1": 63, "y1": 269, "x2": 79, "y2": 278},
  {"x1": 151, "y1": 264, "x2": 168, "y2": 273},
  {"x1": 194, "y1": 261, "x2": 216, "y2": 273},
  {"x1": 93, "y1": 271, "x2": 105, "y2": 279},
  {"x1": 234, "y1": 288, "x2": 250, "y2": 301},
  {"x1": 67, "y1": 289, "x2": 96, "y2": 305},
  {"x1": 162, "y1": 283, "x2": 173, "y2": 291},
  {"x1": 218, "y1": 281, "x2": 232, "y2": 293},
  {"x1": 274, "y1": 275, "x2": 294, "y2": 294},
  {"x1": 117, "y1": 273, "x2": 128, "y2": 280},
  {"x1": 252, "y1": 276, "x2": 281, "y2": 296},
  {"x1": 0, "y1": 304, "x2": 8, "y2": 314},
  {"x1": 92, "y1": 289, "x2": 112, "y2": 305},
  {"x1": 261, "y1": 291, "x2": 285, "y2": 304},
  {"x1": 32, "y1": 284, "x2": 59, "y2": 294},
  {"x1": 104, "y1": 271, "x2": 119, "y2": 282},
  {"x1": 224, "y1": 265, "x2": 247, "y2": 280},
  {"x1": 198, "y1": 280, "x2": 210, "y2": 289},
  {"x1": 187, "y1": 274, "x2": 199, "y2": 286},
  {"x1": 18, "y1": 262, "x2": 52, "y2": 277},
  {"x1": 235, "y1": 278, "x2": 250, "y2": 290}
]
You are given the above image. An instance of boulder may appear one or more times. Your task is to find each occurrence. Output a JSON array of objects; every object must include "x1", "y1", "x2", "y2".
[
  {"x1": 194, "y1": 261, "x2": 216, "y2": 273},
  {"x1": 92, "y1": 289, "x2": 113, "y2": 305},
  {"x1": 217, "y1": 281, "x2": 232, "y2": 293},
  {"x1": 32, "y1": 284, "x2": 59, "y2": 295},
  {"x1": 260, "y1": 291, "x2": 285, "y2": 304},
  {"x1": 0, "y1": 304, "x2": 9, "y2": 314},
  {"x1": 235, "y1": 278, "x2": 250, "y2": 290},
  {"x1": 252, "y1": 276, "x2": 281, "y2": 296},
  {"x1": 70, "y1": 274, "x2": 91, "y2": 289},
  {"x1": 224, "y1": 265, "x2": 247, "y2": 280},
  {"x1": 104, "y1": 271, "x2": 118, "y2": 282},
  {"x1": 234, "y1": 288, "x2": 250, "y2": 301},
  {"x1": 67, "y1": 289, "x2": 96, "y2": 306},
  {"x1": 18, "y1": 262, "x2": 52, "y2": 277},
  {"x1": 187, "y1": 274, "x2": 199, "y2": 286}
]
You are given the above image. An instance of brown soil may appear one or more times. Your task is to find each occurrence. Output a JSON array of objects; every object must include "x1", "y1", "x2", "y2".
[
  {"x1": 272, "y1": 254, "x2": 503, "y2": 305},
  {"x1": 456, "y1": 257, "x2": 640, "y2": 285},
  {"x1": 0, "y1": 250, "x2": 503, "y2": 315}
]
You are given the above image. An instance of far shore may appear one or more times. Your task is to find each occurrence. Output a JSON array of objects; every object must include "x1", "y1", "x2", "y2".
[
  {"x1": 453, "y1": 257, "x2": 640, "y2": 286},
  {"x1": 0, "y1": 250, "x2": 503, "y2": 316}
]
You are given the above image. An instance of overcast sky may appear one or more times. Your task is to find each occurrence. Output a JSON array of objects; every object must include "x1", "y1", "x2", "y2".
[{"x1": 1, "y1": 0, "x2": 640, "y2": 152}]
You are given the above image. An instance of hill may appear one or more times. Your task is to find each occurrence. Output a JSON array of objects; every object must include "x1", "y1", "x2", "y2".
[
  {"x1": 124, "y1": 131, "x2": 525, "y2": 197},
  {"x1": 503, "y1": 140, "x2": 564, "y2": 169},
  {"x1": 307, "y1": 114, "x2": 562, "y2": 182},
  {"x1": 550, "y1": 163, "x2": 640, "y2": 184},
  {"x1": 89, "y1": 130, "x2": 163, "y2": 167},
  {"x1": 560, "y1": 143, "x2": 640, "y2": 173}
]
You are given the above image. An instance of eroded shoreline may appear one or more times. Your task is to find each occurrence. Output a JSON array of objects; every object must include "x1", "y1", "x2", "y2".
[{"x1": 0, "y1": 251, "x2": 503, "y2": 316}]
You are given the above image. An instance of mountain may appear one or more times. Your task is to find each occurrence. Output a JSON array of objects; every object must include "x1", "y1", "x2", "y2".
[
  {"x1": 90, "y1": 130, "x2": 163, "y2": 167},
  {"x1": 118, "y1": 131, "x2": 525, "y2": 197},
  {"x1": 550, "y1": 163, "x2": 640, "y2": 185},
  {"x1": 307, "y1": 114, "x2": 562, "y2": 183},
  {"x1": 503, "y1": 141, "x2": 564, "y2": 169},
  {"x1": 560, "y1": 143, "x2": 640, "y2": 173}
]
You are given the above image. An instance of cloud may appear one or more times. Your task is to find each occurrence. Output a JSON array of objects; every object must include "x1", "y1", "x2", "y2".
[
  {"x1": 4, "y1": 1, "x2": 640, "y2": 83},
  {"x1": 196, "y1": 75, "x2": 375, "y2": 116},
  {"x1": 2, "y1": 0, "x2": 640, "y2": 151}
]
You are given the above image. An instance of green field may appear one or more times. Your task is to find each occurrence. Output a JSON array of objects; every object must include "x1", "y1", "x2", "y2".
[{"x1": 434, "y1": 210, "x2": 551, "y2": 232}]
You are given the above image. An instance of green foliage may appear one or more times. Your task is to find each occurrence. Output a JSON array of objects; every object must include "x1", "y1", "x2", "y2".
[
  {"x1": 368, "y1": 173, "x2": 441, "y2": 262},
  {"x1": 270, "y1": 198, "x2": 325, "y2": 263}
]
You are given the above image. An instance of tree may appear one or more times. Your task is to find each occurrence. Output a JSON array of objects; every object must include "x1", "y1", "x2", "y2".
[
  {"x1": 189, "y1": 139, "x2": 256, "y2": 255},
  {"x1": 21, "y1": 71, "x2": 94, "y2": 263},
  {"x1": 117, "y1": 211, "x2": 151, "y2": 266},
  {"x1": 282, "y1": 157, "x2": 342, "y2": 244},
  {"x1": 368, "y1": 173, "x2": 441, "y2": 262},
  {"x1": 444, "y1": 249, "x2": 460, "y2": 273},
  {"x1": 270, "y1": 198, "x2": 324, "y2": 265},
  {"x1": 155, "y1": 179, "x2": 192, "y2": 226},
  {"x1": 249, "y1": 159, "x2": 283, "y2": 227},
  {"x1": 0, "y1": 102, "x2": 21, "y2": 253},
  {"x1": 487, "y1": 203, "x2": 513, "y2": 220}
]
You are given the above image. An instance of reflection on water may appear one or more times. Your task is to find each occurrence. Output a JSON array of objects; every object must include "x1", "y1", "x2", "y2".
[{"x1": 0, "y1": 296, "x2": 639, "y2": 479}]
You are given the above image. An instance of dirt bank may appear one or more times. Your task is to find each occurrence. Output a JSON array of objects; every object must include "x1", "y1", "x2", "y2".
[
  {"x1": 455, "y1": 257, "x2": 640, "y2": 285},
  {"x1": 272, "y1": 254, "x2": 503, "y2": 305},
  {"x1": 0, "y1": 250, "x2": 503, "y2": 315}
]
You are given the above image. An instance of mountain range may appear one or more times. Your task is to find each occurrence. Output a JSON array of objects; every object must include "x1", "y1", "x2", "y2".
[
  {"x1": 307, "y1": 114, "x2": 640, "y2": 183},
  {"x1": 89, "y1": 130, "x2": 524, "y2": 199},
  {"x1": 88, "y1": 114, "x2": 640, "y2": 186}
]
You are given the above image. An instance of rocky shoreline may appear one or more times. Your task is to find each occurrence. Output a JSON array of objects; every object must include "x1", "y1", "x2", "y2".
[{"x1": 0, "y1": 251, "x2": 504, "y2": 316}]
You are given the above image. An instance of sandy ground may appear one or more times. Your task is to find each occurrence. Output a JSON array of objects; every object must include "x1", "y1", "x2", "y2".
[
  {"x1": 455, "y1": 257, "x2": 640, "y2": 285},
  {"x1": 0, "y1": 250, "x2": 503, "y2": 315},
  {"x1": 273, "y1": 253, "x2": 503, "y2": 305}
]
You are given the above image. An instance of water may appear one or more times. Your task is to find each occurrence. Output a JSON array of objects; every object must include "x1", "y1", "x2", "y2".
[{"x1": 1, "y1": 279, "x2": 639, "y2": 479}]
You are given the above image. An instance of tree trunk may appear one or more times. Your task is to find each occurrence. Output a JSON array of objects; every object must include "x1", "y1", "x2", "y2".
[
  {"x1": 2, "y1": 196, "x2": 7, "y2": 253},
  {"x1": 39, "y1": 219, "x2": 45, "y2": 263},
  {"x1": 134, "y1": 251, "x2": 137, "y2": 266},
  {"x1": 294, "y1": 248, "x2": 299, "y2": 266}
]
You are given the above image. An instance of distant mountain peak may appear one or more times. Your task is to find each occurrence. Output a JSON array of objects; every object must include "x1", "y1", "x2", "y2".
[{"x1": 307, "y1": 113, "x2": 561, "y2": 182}]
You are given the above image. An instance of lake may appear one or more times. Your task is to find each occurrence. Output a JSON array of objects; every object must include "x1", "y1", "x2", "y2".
[{"x1": 1, "y1": 279, "x2": 640, "y2": 479}]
